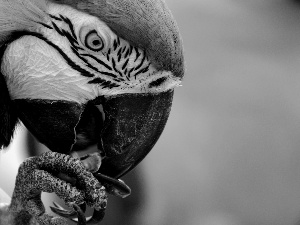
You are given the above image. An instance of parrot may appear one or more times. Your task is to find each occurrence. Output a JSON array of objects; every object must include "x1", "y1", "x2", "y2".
[{"x1": 0, "y1": 0, "x2": 184, "y2": 224}]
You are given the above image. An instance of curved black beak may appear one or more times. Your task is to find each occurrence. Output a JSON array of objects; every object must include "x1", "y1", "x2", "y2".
[
  {"x1": 13, "y1": 90, "x2": 173, "y2": 179},
  {"x1": 98, "y1": 90, "x2": 174, "y2": 178}
]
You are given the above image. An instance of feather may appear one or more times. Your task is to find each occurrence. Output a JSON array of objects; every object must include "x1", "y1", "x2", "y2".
[
  {"x1": 85, "y1": 0, "x2": 184, "y2": 78},
  {"x1": 54, "y1": 0, "x2": 184, "y2": 78},
  {"x1": 0, "y1": 0, "x2": 48, "y2": 45},
  {"x1": 0, "y1": 69, "x2": 18, "y2": 149},
  {"x1": 0, "y1": 0, "x2": 49, "y2": 148}
]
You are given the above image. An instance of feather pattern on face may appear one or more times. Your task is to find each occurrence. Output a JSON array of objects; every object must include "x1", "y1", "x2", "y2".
[
  {"x1": 1, "y1": 0, "x2": 183, "y2": 104},
  {"x1": 0, "y1": 0, "x2": 48, "y2": 44},
  {"x1": 56, "y1": 0, "x2": 185, "y2": 78}
]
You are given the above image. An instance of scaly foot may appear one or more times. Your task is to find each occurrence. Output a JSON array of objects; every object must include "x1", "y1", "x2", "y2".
[{"x1": 8, "y1": 152, "x2": 107, "y2": 225}]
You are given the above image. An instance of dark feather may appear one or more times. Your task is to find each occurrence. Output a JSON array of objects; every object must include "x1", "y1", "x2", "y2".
[{"x1": 0, "y1": 71, "x2": 18, "y2": 149}]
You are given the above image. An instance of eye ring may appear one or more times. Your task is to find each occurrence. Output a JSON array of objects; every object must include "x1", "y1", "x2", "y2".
[{"x1": 84, "y1": 30, "x2": 104, "y2": 51}]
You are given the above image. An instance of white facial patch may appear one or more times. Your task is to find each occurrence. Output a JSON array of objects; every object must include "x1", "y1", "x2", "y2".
[
  {"x1": 1, "y1": 35, "x2": 98, "y2": 103},
  {"x1": 1, "y1": 2, "x2": 181, "y2": 103}
]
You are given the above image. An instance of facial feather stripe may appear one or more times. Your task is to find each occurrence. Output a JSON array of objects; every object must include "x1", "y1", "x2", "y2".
[
  {"x1": 47, "y1": 14, "x2": 121, "y2": 90},
  {"x1": 40, "y1": 9, "x2": 175, "y2": 93},
  {"x1": 1, "y1": 2, "x2": 181, "y2": 103}
]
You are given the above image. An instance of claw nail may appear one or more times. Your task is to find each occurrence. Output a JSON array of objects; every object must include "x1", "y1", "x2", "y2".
[
  {"x1": 72, "y1": 208, "x2": 105, "y2": 225},
  {"x1": 52, "y1": 202, "x2": 66, "y2": 210},
  {"x1": 73, "y1": 204, "x2": 87, "y2": 225},
  {"x1": 53, "y1": 201, "x2": 86, "y2": 213},
  {"x1": 87, "y1": 209, "x2": 105, "y2": 224},
  {"x1": 50, "y1": 205, "x2": 77, "y2": 218},
  {"x1": 94, "y1": 173, "x2": 131, "y2": 198},
  {"x1": 51, "y1": 202, "x2": 87, "y2": 219},
  {"x1": 71, "y1": 216, "x2": 91, "y2": 223}
]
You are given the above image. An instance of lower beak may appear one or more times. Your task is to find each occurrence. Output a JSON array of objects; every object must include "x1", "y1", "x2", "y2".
[{"x1": 13, "y1": 90, "x2": 174, "y2": 178}]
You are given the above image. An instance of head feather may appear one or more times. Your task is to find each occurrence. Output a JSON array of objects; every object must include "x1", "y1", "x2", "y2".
[
  {"x1": 0, "y1": 0, "x2": 48, "y2": 45},
  {"x1": 54, "y1": 0, "x2": 184, "y2": 78}
]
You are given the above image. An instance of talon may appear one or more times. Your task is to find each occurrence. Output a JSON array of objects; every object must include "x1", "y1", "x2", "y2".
[
  {"x1": 50, "y1": 202, "x2": 86, "y2": 218},
  {"x1": 71, "y1": 208, "x2": 106, "y2": 225},
  {"x1": 52, "y1": 201, "x2": 68, "y2": 210},
  {"x1": 88, "y1": 208, "x2": 106, "y2": 224},
  {"x1": 95, "y1": 173, "x2": 131, "y2": 198},
  {"x1": 50, "y1": 205, "x2": 77, "y2": 218},
  {"x1": 78, "y1": 203, "x2": 87, "y2": 213},
  {"x1": 70, "y1": 217, "x2": 90, "y2": 223},
  {"x1": 71, "y1": 208, "x2": 105, "y2": 225},
  {"x1": 73, "y1": 204, "x2": 87, "y2": 225},
  {"x1": 52, "y1": 202, "x2": 64, "y2": 210}
]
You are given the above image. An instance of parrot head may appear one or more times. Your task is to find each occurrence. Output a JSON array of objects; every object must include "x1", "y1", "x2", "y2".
[{"x1": 0, "y1": 0, "x2": 184, "y2": 178}]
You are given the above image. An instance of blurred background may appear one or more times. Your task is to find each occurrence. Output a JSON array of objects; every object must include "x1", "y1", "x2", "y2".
[{"x1": 3, "y1": 0, "x2": 300, "y2": 224}]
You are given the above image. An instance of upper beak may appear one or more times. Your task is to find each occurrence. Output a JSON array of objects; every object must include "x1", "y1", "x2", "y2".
[
  {"x1": 98, "y1": 90, "x2": 174, "y2": 178},
  {"x1": 13, "y1": 90, "x2": 174, "y2": 178}
]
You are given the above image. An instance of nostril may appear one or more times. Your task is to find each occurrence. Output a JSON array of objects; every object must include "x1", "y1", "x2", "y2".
[{"x1": 148, "y1": 77, "x2": 167, "y2": 88}]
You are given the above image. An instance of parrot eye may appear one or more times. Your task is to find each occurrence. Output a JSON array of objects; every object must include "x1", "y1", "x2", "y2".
[
  {"x1": 84, "y1": 30, "x2": 104, "y2": 51},
  {"x1": 79, "y1": 26, "x2": 110, "y2": 52}
]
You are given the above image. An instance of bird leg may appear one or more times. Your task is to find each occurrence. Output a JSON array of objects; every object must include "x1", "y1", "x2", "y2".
[
  {"x1": 7, "y1": 151, "x2": 107, "y2": 225},
  {"x1": 50, "y1": 154, "x2": 131, "y2": 225}
]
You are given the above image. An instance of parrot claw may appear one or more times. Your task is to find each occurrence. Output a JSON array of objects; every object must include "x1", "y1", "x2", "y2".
[
  {"x1": 42, "y1": 153, "x2": 132, "y2": 225},
  {"x1": 71, "y1": 208, "x2": 105, "y2": 225},
  {"x1": 50, "y1": 203, "x2": 77, "y2": 218},
  {"x1": 52, "y1": 201, "x2": 66, "y2": 210},
  {"x1": 50, "y1": 199, "x2": 104, "y2": 225},
  {"x1": 72, "y1": 204, "x2": 87, "y2": 225},
  {"x1": 94, "y1": 173, "x2": 131, "y2": 198},
  {"x1": 7, "y1": 152, "x2": 107, "y2": 225},
  {"x1": 50, "y1": 206, "x2": 77, "y2": 218},
  {"x1": 8, "y1": 151, "x2": 131, "y2": 225},
  {"x1": 50, "y1": 173, "x2": 131, "y2": 224},
  {"x1": 50, "y1": 201, "x2": 86, "y2": 218}
]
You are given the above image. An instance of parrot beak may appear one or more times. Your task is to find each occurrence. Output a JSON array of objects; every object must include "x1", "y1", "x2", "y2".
[
  {"x1": 97, "y1": 90, "x2": 174, "y2": 178},
  {"x1": 13, "y1": 90, "x2": 173, "y2": 178}
]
